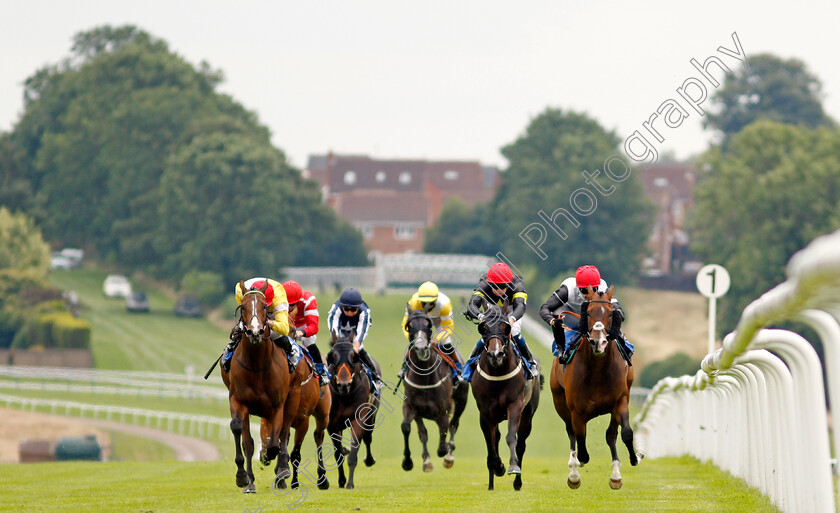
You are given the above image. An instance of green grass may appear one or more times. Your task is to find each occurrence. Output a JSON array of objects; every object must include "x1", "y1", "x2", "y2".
[
  {"x1": 21, "y1": 270, "x2": 780, "y2": 512},
  {"x1": 0, "y1": 455, "x2": 777, "y2": 513}
]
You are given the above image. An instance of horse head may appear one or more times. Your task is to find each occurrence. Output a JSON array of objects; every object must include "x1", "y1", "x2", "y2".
[
  {"x1": 405, "y1": 304, "x2": 433, "y2": 362},
  {"x1": 478, "y1": 305, "x2": 511, "y2": 369},
  {"x1": 581, "y1": 285, "x2": 615, "y2": 356},
  {"x1": 327, "y1": 332, "x2": 359, "y2": 396},
  {"x1": 238, "y1": 279, "x2": 270, "y2": 344}
]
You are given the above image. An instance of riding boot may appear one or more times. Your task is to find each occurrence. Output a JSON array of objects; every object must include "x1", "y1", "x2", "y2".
[
  {"x1": 512, "y1": 334, "x2": 536, "y2": 379},
  {"x1": 221, "y1": 324, "x2": 243, "y2": 372},
  {"x1": 619, "y1": 335, "x2": 634, "y2": 366},
  {"x1": 357, "y1": 348, "x2": 382, "y2": 395},
  {"x1": 462, "y1": 340, "x2": 484, "y2": 383},
  {"x1": 275, "y1": 335, "x2": 298, "y2": 372},
  {"x1": 306, "y1": 344, "x2": 330, "y2": 385}
]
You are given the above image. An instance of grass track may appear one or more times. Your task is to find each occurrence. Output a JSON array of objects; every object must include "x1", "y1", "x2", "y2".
[{"x1": 11, "y1": 270, "x2": 779, "y2": 512}]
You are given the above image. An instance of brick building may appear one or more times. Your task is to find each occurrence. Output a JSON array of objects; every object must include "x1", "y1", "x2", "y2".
[
  {"x1": 638, "y1": 160, "x2": 698, "y2": 277},
  {"x1": 305, "y1": 154, "x2": 500, "y2": 255}
]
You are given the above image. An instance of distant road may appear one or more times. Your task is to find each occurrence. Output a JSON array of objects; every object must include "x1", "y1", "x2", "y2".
[{"x1": 80, "y1": 419, "x2": 219, "y2": 462}]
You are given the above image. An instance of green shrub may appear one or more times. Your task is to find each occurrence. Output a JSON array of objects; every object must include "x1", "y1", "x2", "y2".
[
  {"x1": 11, "y1": 311, "x2": 90, "y2": 349},
  {"x1": 51, "y1": 313, "x2": 91, "y2": 348},
  {"x1": 180, "y1": 270, "x2": 225, "y2": 307},
  {"x1": 639, "y1": 352, "x2": 701, "y2": 388}
]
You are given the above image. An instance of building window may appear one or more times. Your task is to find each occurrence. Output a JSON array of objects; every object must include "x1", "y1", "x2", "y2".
[
  {"x1": 443, "y1": 170, "x2": 459, "y2": 180},
  {"x1": 375, "y1": 170, "x2": 386, "y2": 183},
  {"x1": 357, "y1": 224, "x2": 373, "y2": 239},
  {"x1": 399, "y1": 171, "x2": 412, "y2": 185},
  {"x1": 344, "y1": 170, "x2": 357, "y2": 185},
  {"x1": 394, "y1": 224, "x2": 416, "y2": 240}
]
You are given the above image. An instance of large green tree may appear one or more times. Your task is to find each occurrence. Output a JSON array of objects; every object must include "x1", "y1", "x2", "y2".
[
  {"x1": 0, "y1": 207, "x2": 49, "y2": 276},
  {"x1": 704, "y1": 53, "x2": 835, "y2": 146},
  {"x1": 424, "y1": 198, "x2": 498, "y2": 256},
  {"x1": 4, "y1": 24, "x2": 366, "y2": 281},
  {"x1": 690, "y1": 120, "x2": 840, "y2": 332}
]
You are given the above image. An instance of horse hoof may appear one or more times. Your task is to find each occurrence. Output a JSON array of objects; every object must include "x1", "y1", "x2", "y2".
[
  {"x1": 513, "y1": 475, "x2": 522, "y2": 491},
  {"x1": 364, "y1": 456, "x2": 376, "y2": 467},
  {"x1": 338, "y1": 478, "x2": 346, "y2": 488},
  {"x1": 437, "y1": 447, "x2": 447, "y2": 458},
  {"x1": 567, "y1": 477, "x2": 581, "y2": 489},
  {"x1": 507, "y1": 465, "x2": 521, "y2": 475},
  {"x1": 610, "y1": 478, "x2": 622, "y2": 490},
  {"x1": 276, "y1": 479, "x2": 287, "y2": 490},
  {"x1": 242, "y1": 482, "x2": 256, "y2": 494},
  {"x1": 346, "y1": 482, "x2": 354, "y2": 490},
  {"x1": 235, "y1": 472, "x2": 249, "y2": 488},
  {"x1": 442, "y1": 455, "x2": 454, "y2": 469},
  {"x1": 402, "y1": 458, "x2": 414, "y2": 471},
  {"x1": 494, "y1": 463, "x2": 506, "y2": 477},
  {"x1": 423, "y1": 460, "x2": 433, "y2": 472},
  {"x1": 318, "y1": 478, "x2": 330, "y2": 490},
  {"x1": 632, "y1": 452, "x2": 644, "y2": 466}
]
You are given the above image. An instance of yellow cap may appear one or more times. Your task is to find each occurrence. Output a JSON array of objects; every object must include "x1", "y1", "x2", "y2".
[{"x1": 417, "y1": 281, "x2": 439, "y2": 302}]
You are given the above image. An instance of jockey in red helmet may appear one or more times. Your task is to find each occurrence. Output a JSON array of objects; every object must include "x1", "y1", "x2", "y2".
[
  {"x1": 283, "y1": 280, "x2": 329, "y2": 386},
  {"x1": 462, "y1": 262, "x2": 539, "y2": 383},
  {"x1": 538, "y1": 265, "x2": 634, "y2": 364}
]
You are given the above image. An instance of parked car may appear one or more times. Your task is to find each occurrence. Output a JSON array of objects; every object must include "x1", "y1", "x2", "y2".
[
  {"x1": 174, "y1": 295, "x2": 202, "y2": 318},
  {"x1": 126, "y1": 291, "x2": 150, "y2": 313},
  {"x1": 51, "y1": 253, "x2": 75, "y2": 270},
  {"x1": 50, "y1": 248, "x2": 85, "y2": 270},
  {"x1": 103, "y1": 275, "x2": 132, "y2": 298}
]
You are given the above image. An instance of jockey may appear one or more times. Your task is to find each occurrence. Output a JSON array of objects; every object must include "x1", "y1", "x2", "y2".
[
  {"x1": 327, "y1": 288, "x2": 383, "y2": 389},
  {"x1": 539, "y1": 265, "x2": 634, "y2": 364},
  {"x1": 462, "y1": 262, "x2": 537, "y2": 381},
  {"x1": 222, "y1": 277, "x2": 297, "y2": 372},
  {"x1": 398, "y1": 281, "x2": 463, "y2": 384},
  {"x1": 283, "y1": 280, "x2": 329, "y2": 386}
]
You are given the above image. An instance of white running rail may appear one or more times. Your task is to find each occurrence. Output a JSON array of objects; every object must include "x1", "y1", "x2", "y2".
[{"x1": 635, "y1": 229, "x2": 840, "y2": 513}]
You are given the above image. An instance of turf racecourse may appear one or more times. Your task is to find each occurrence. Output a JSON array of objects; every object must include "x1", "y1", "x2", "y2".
[{"x1": 0, "y1": 270, "x2": 779, "y2": 512}]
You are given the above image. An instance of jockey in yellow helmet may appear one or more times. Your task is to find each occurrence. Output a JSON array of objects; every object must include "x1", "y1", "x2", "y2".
[{"x1": 398, "y1": 281, "x2": 463, "y2": 384}]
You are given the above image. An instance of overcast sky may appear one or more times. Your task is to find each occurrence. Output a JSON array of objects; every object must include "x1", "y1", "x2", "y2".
[{"x1": 2, "y1": 0, "x2": 839, "y2": 169}]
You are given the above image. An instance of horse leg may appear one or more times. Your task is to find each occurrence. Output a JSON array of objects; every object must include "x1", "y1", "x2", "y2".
[
  {"x1": 572, "y1": 412, "x2": 590, "y2": 465},
  {"x1": 513, "y1": 409, "x2": 535, "y2": 491},
  {"x1": 606, "y1": 415, "x2": 622, "y2": 490},
  {"x1": 416, "y1": 417, "x2": 433, "y2": 472},
  {"x1": 505, "y1": 399, "x2": 525, "y2": 476},
  {"x1": 346, "y1": 421, "x2": 365, "y2": 490},
  {"x1": 363, "y1": 426, "x2": 376, "y2": 467},
  {"x1": 330, "y1": 430, "x2": 347, "y2": 488},
  {"x1": 229, "y1": 400, "x2": 250, "y2": 489},
  {"x1": 401, "y1": 403, "x2": 415, "y2": 471},
  {"x1": 448, "y1": 384, "x2": 468, "y2": 458},
  {"x1": 241, "y1": 414, "x2": 257, "y2": 493},
  {"x1": 291, "y1": 417, "x2": 309, "y2": 489},
  {"x1": 314, "y1": 412, "x2": 330, "y2": 490},
  {"x1": 436, "y1": 410, "x2": 451, "y2": 459},
  {"x1": 479, "y1": 415, "x2": 500, "y2": 491},
  {"x1": 617, "y1": 396, "x2": 641, "y2": 466}
]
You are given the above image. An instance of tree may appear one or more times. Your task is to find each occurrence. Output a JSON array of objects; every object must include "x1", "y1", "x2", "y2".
[
  {"x1": 496, "y1": 108, "x2": 654, "y2": 285},
  {"x1": 689, "y1": 120, "x2": 840, "y2": 333},
  {"x1": 704, "y1": 53, "x2": 835, "y2": 145},
  {"x1": 424, "y1": 198, "x2": 498, "y2": 256},
  {"x1": 0, "y1": 207, "x2": 49, "y2": 277}
]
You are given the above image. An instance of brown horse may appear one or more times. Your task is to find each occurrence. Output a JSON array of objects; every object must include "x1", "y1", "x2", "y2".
[
  {"x1": 400, "y1": 306, "x2": 468, "y2": 472},
  {"x1": 221, "y1": 279, "x2": 292, "y2": 493},
  {"x1": 549, "y1": 285, "x2": 641, "y2": 490},
  {"x1": 262, "y1": 348, "x2": 332, "y2": 490},
  {"x1": 326, "y1": 334, "x2": 381, "y2": 489},
  {"x1": 470, "y1": 306, "x2": 540, "y2": 491}
]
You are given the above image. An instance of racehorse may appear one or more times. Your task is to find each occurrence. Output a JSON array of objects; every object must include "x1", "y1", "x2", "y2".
[
  {"x1": 549, "y1": 285, "x2": 641, "y2": 490},
  {"x1": 220, "y1": 280, "x2": 292, "y2": 493},
  {"x1": 470, "y1": 305, "x2": 540, "y2": 491},
  {"x1": 326, "y1": 333, "x2": 381, "y2": 489},
  {"x1": 263, "y1": 346, "x2": 332, "y2": 490},
  {"x1": 400, "y1": 306, "x2": 468, "y2": 472}
]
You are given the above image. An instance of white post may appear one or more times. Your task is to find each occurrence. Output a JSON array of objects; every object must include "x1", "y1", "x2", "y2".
[{"x1": 708, "y1": 296, "x2": 717, "y2": 355}]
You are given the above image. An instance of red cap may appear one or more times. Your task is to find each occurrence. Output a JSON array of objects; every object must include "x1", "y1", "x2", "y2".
[
  {"x1": 282, "y1": 280, "x2": 302, "y2": 305},
  {"x1": 487, "y1": 263, "x2": 514, "y2": 285},
  {"x1": 575, "y1": 265, "x2": 601, "y2": 289},
  {"x1": 250, "y1": 280, "x2": 274, "y2": 303}
]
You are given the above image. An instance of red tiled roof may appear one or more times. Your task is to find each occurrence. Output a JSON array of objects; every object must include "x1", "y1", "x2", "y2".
[
  {"x1": 336, "y1": 190, "x2": 428, "y2": 224},
  {"x1": 639, "y1": 161, "x2": 697, "y2": 200}
]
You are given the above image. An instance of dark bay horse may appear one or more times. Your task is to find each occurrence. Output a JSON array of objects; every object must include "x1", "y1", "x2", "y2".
[
  {"x1": 221, "y1": 280, "x2": 291, "y2": 493},
  {"x1": 549, "y1": 285, "x2": 641, "y2": 490},
  {"x1": 263, "y1": 350, "x2": 332, "y2": 490},
  {"x1": 470, "y1": 307, "x2": 540, "y2": 490},
  {"x1": 400, "y1": 306, "x2": 468, "y2": 472},
  {"x1": 326, "y1": 335, "x2": 381, "y2": 489}
]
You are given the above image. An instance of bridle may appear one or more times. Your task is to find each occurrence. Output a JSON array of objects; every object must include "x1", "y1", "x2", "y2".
[
  {"x1": 328, "y1": 342, "x2": 359, "y2": 393},
  {"x1": 236, "y1": 289, "x2": 270, "y2": 345}
]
